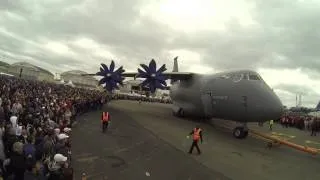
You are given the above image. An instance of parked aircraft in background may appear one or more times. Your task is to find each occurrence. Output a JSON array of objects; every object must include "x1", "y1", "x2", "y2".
[{"x1": 82, "y1": 57, "x2": 283, "y2": 139}]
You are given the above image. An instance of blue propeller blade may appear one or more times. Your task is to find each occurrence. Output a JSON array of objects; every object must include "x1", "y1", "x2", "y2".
[
  {"x1": 149, "y1": 59, "x2": 157, "y2": 73},
  {"x1": 110, "y1": 61, "x2": 115, "y2": 72},
  {"x1": 140, "y1": 64, "x2": 150, "y2": 74},
  {"x1": 138, "y1": 59, "x2": 168, "y2": 93},
  {"x1": 101, "y1": 63, "x2": 109, "y2": 72},
  {"x1": 156, "y1": 64, "x2": 167, "y2": 74},
  {"x1": 95, "y1": 60, "x2": 125, "y2": 92}
]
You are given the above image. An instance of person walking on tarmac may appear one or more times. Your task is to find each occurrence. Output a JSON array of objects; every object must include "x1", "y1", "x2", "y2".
[
  {"x1": 187, "y1": 126, "x2": 203, "y2": 155},
  {"x1": 269, "y1": 119, "x2": 274, "y2": 131},
  {"x1": 101, "y1": 111, "x2": 111, "y2": 132}
]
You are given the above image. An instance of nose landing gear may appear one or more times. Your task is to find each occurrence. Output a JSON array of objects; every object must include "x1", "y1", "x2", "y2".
[{"x1": 172, "y1": 107, "x2": 185, "y2": 118}]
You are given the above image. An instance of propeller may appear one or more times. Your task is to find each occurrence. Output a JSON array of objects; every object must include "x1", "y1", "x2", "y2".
[
  {"x1": 96, "y1": 60, "x2": 125, "y2": 92},
  {"x1": 137, "y1": 59, "x2": 168, "y2": 93}
]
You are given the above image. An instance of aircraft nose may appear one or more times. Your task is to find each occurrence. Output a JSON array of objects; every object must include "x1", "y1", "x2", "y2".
[
  {"x1": 264, "y1": 91, "x2": 283, "y2": 120},
  {"x1": 249, "y1": 83, "x2": 283, "y2": 121}
]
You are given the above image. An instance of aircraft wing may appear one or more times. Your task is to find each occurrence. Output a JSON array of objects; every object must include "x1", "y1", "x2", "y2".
[{"x1": 82, "y1": 72, "x2": 194, "y2": 80}]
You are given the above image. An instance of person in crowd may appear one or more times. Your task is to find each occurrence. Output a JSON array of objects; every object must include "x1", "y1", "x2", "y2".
[{"x1": 0, "y1": 75, "x2": 107, "y2": 179}]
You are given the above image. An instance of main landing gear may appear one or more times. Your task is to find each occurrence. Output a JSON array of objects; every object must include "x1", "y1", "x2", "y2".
[
  {"x1": 233, "y1": 123, "x2": 249, "y2": 139},
  {"x1": 173, "y1": 107, "x2": 185, "y2": 118}
]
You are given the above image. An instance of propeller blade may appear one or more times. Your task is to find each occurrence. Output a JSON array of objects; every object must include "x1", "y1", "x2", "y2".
[
  {"x1": 114, "y1": 66, "x2": 124, "y2": 73},
  {"x1": 98, "y1": 77, "x2": 106, "y2": 85},
  {"x1": 96, "y1": 71, "x2": 104, "y2": 76},
  {"x1": 110, "y1": 60, "x2": 115, "y2": 72},
  {"x1": 154, "y1": 81, "x2": 163, "y2": 89},
  {"x1": 155, "y1": 75, "x2": 167, "y2": 81},
  {"x1": 112, "y1": 75, "x2": 123, "y2": 82},
  {"x1": 101, "y1": 63, "x2": 109, "y2": 72},
  {"x1": 156, "y1": 64, "x2": 167, "y2": 74},
  {"x1": 149, "y1": 59, "x2": 157, "y2": 73},
  {"x1": 137, "y1": 68, "x2": 148, "y2": 78},
  {"x1": 140, "y1": 64, "x2": 150, "y2": 74},
  {"x1": 158, "y1": 79, "x2": 167, "y2": 86},
  {"x1": 105, "y1": 81, "x2": 113, "y2": 92},
  {"x1": 100, "y1": 67, "x2": 104, "y2": 73},
  {"x1": 141, "y1": 79, "x2": 151, "y2": 87},
  {"x1": 149, "y1": 84, "x2": 156, "y2": 93}
]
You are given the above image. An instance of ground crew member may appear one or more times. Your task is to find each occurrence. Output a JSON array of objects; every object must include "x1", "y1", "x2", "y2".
[
  {"x1": 187, "y1": 126, "x2": 203, "y2": 155},
  {"x1": 101, "y1": 111, "x2": 110, "y2": 132},
  {"x1": 269, "y1": 119, "x2": 274, "y2": 131}
]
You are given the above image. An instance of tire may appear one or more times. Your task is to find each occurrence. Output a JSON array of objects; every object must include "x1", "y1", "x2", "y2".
[
  {"x1": 178, "y1": 108, "x2": 185, "y2": 117},
  {"x1": 233, "y1": 127, "x2": 244, "y2": 139}
]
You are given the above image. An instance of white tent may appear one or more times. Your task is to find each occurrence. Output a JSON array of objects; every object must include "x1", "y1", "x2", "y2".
[
  {"x1": 58, "y1": 79, "x2": 65, "y2": 84},
  {"x1": 66, "y1": 80, "x2": 75, "y2": 87}
]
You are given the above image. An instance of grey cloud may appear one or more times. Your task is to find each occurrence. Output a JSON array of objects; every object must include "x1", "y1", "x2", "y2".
[
  {"x1": 274, "y1": 84, "x2": 319, "y2": 108},
  {"x1": 175, "y1": 0, "x2": 320, "y2": 72},
  {"x1": 0, "y1": 0, "x2": 174, "y2": 72},
  {"x1": 0, "y1": 1, "x2": 23, "y2": 11},
  {"x1": 1, "y1": 0, "x2": 320, "y2": 72},
  {"x1": 274, "y1": 84, "x2": 318, "y2": 97},
  {"x1": 0, "y1": 0, "x2": 319, "y2": 107}
]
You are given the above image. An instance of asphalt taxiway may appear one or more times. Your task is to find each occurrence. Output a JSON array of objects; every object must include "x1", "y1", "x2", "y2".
[
  {"x1": 72, "y1": 100, "x2": 320, "y2": 180},
  {"x1": 71, "y1": 102, "x2": 229, "y2": 180}
]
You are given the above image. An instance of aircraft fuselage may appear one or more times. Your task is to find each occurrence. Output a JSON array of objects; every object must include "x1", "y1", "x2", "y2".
[{"x1": 170, "y1": 70, "x2": 283, "y2": 123}]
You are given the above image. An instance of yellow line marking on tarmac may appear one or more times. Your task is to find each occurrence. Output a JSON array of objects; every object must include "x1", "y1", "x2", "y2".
[
  {"x1": 305, "y1": 140, "x2": 320, "y2": 146},
  {"x1": 271, "y1": 132, "x2": 296, "y2": 138}
]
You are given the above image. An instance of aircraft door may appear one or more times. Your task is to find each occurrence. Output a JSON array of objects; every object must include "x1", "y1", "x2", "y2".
[{"x1": 201, "y1": 92, "x2": 217, "y2": 118}]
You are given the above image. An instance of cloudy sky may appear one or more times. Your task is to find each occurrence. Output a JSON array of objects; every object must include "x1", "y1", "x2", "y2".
[{"x1": 0, "y1": 0, "x2": 319, "y2": 108}]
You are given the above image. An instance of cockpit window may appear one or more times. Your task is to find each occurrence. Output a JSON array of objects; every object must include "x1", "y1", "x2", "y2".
[
  {"x1": 248, "y1": 74, "x2": 261, "y2": 80},
  {"x1": 230, "y1": 73, "x2": 243, "y2": 82}
]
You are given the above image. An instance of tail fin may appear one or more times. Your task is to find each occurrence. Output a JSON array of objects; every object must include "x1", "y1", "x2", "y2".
[
  {"x1": 173, "y1": 56, "x2": 179, "y2": 72},
  {"x1": 171, "y1": 56, "x2": 179, "y2": 84}
]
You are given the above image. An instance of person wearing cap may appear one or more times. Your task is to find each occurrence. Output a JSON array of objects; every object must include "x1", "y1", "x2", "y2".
[
  {"x1": 187, "y1": 125, "x2": 203, "y2": 155},
  {"x1": 47, "y1": 153, "x2": 68, "y2": 180},
  {"x1": 55, "y1": 133, "x2": 69, "y2": 157}
]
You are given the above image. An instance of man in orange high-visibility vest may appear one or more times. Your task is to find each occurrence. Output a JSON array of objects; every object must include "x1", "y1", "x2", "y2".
[
  {"x1": 188, "y1": 126, "x2": 203, "y2": 155},
  {"x1": 101, "y1": 111, "x2": 110, "y2": 132}
]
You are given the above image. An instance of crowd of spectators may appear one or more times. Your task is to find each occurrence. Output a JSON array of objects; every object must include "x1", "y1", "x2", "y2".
[
  {"x1": 279, "y1": 114, "x2": 320, "y2": 136},
  {"x1": 0, "y1": 75, "x2": 107, "y2": 179}
]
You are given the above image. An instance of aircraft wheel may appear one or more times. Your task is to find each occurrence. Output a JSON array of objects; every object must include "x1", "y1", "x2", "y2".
[
  {"x1": 233, "y1": 127, "x2": 244, "y2": 139},
  {"x1": 178, "y1": 108, "x2": 185, "y2": 117}
]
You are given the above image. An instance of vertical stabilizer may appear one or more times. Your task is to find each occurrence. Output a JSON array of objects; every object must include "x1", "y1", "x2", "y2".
[
  {"x1": 173, "y1": 56, "x2": 179, "y2": 72},
  {"x1": 171, "y1": 56, "x2": 179, "y2": 84}
]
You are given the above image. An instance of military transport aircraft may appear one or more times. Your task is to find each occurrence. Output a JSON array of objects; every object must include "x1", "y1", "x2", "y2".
[{"x1": 82, "y1": 57, "x2": 283, "y2": 139}]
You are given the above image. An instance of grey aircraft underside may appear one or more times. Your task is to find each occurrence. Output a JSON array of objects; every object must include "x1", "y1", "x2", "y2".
[{"x1": 83, "y1": 57, "x2": 283, "y2": 139}]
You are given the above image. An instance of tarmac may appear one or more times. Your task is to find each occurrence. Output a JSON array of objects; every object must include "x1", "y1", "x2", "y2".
[{"x1": 72, "y1": 100, "x2": 320, "y2": 180}]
